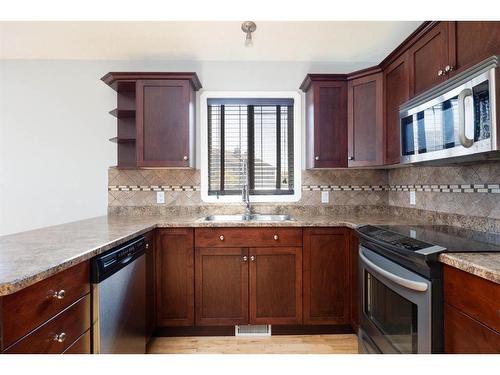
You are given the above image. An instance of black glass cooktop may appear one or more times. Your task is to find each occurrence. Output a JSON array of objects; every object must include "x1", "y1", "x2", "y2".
[{"x1": 358, "y1": 225, "x2": 500, "y2": 254}]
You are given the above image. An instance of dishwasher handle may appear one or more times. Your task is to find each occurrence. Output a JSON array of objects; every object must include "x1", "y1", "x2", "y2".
[{"x1": 91, "y1": 236, "x2": 145, "y2": 283}]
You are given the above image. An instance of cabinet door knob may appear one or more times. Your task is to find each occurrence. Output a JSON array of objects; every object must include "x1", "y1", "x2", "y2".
[
  {"x1": 183, "y1": 155, "x2": 188, "y2": 161},
  {"x1": 242, "y1": 256, "x2": 248, "y2": 262},
  {"x1": 219, "y1": 235, "x2": 224, "y2": 241},
  {"x1": 348, "y1": 156, "x2": 354, "y2": 161},
  {"x1": 53, "y1": 332, "x2": 67, "y2": 343},
  {"x1": 315, "y1": 156, "x2": 319, "y2": 161},
  {"x1": 145, "y1": 243, "x2": 149, "y2": 249},
  {"x1": 444, "y1": 65, "x2": 454, "y2": 73},
  {"x1": 273, "y1": 235, "x2": 279, "y2": 241},
  {"x1": 49, "y1": 289, "x2": 65, "y2": 300},
  {"x1": 250, "y1": 255, "x2": 255, "y2": 261},
  {"x1": 437, "y1": 69, "x2": 444, "y2": 77}
]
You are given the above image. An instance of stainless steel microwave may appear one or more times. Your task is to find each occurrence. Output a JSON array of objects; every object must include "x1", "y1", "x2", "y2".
[{"x1": 399, "y1": 55, "x2": 500, "y2": 164}]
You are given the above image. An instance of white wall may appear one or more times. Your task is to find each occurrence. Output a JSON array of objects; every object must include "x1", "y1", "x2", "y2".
[{"x1": 0, "y1": 59, "x2": 370, "y2": 235}]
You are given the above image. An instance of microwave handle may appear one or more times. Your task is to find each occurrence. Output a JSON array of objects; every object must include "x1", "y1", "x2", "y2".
[
  {"x1": 458, "y1": 88, "x2": 474, "y2": 148},
  {"x1": 359, "y1": 248, "x2": 428, "y2": 292}
]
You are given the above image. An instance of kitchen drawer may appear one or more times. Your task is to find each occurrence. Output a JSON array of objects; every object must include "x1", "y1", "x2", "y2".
[
  {"x1": 63, "y1": 329, "x2": 91, "y2": 354},
  {"x1": 2, "y1": 261, "x2": 90, "y2": 348},
  {"x1": 443, "y1": 265, "x2": 500, "y2": 333},
  {"x1": 195, "y1": 228, "x2": 302, "y2": 248},
  {"x1": 444, "y1": 303, "x2": 500, "y2": 354},
  {"x1": 4, "y1": 294, "x2": 91, "y2": 354}
]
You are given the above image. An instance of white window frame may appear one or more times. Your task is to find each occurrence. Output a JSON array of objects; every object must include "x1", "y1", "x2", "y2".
[{"x1": 200, "y1": 91, "x2": 302, "y2": 203}]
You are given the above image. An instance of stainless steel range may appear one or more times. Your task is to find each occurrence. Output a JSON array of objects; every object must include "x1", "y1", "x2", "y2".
[{"x1": 355, "y1": 225, "x2": 500, "y2": 354}]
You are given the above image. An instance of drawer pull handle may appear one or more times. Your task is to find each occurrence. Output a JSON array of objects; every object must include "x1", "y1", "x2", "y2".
[
  {"x1": 49, "y1": 289, "x2": 66, "y2": 300},
  {"x1": 273, "y1": 235, "x2": 279, "y2": 241},
  {"x1": 219, "y1": 235, "x2": 224, "y2": 241},
  {"x1": 53, "y1": 332, "x2": 67, "y2": 343},
  {"x1": 250, "y1": 255, "x2": 256, "y2": 261}
]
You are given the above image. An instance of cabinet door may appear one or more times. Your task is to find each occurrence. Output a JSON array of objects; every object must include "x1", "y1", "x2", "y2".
[
  {"x1": 249, "y1": 247, "x2": 302, "y2": 325},
  {"x1": 349, "y1": 231, "x2": 359, "y2": 331},
  {"x1": 444, "y1": 303, "x2": 500, "y2": 354},
  {"x1": 449, "y1": 21, "x2": 500, "y2": 76},
  {"x1": 408, "y1": 22, "x2": 449, "y2": 97},
  {"x1": 347, "y1": 73, "x2": 383, "y2": 167},
  {"x1": 136, "y1": 80, "x2": 191, "y2": 167},
  {"x1": 303, "y1": 228, "x2": 350, "y2": 325},
  {"x1": 384, "y1": 53, "x2": 410, "y2": 165},
  {"x1": 308, "y1": 81, "x2": 347, "y2": 168},
  {"x1": 155, "y1": 228, "x2": 194, "y2": 326},
  {"x1": 144, "y1": 230, "x2": 155, "y2": 341},
  {"x1": 195, "y1": 248, "x2": 249, "y2": 326}
]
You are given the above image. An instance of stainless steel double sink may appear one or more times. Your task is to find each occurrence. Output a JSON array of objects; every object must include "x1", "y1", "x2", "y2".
[{"x1": 204, "y1": 214, "x2": 294, "y2": 222}]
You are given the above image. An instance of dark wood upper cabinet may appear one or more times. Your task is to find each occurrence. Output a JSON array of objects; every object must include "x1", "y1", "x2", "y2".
[
  {"x1": 448, "y1": 21, "x2": 500, "y2": 76},
  {"x1": 383, "y1": 53, "x2": 410, "y2": 165},
  {"x1": 301, "y1": 75, "x2": 348, "y2": 168},
  {"x1": 249, "y1": 247, "x2": 303, "y2": 325},
  {"x1": 195, "y1": 247, "x2": 249, "y2": 326},
  {"x1": 408, "y1": 22, "x2": 449, "y2": 97},
  {"x1": 101, "y1": 72, "x2": 201, "y2": 168},
  {"x1": 303, "y1": 228, "x2": 350, "y2": 325},
  {"x1": 347, "y1": 70, "x2": 384, "y2": 167},
  {"x1": 136, "y1": 79, "x2": 194, "y2": 167},
  {"x1": 155, "y1": 228, "x2": 194, "y2": 327}
]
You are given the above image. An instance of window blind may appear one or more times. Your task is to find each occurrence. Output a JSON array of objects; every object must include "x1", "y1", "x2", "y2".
[{"x1": 207, "y1": 99, "x2": 294, "y2": 196}]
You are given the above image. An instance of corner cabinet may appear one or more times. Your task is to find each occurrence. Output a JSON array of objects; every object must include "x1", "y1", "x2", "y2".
[
  {"x1": 101, "y1": 72, "x2": 202, "y2": 168},
  {"x1": 300, "y1": 75, "x2": 348, "y2": 169},
  {"x1": 383, "y1": 53, "x2": 410, "y2": 165},
  {"x1": 347, "y1": 70, "x2": 384, "y2": 167}
]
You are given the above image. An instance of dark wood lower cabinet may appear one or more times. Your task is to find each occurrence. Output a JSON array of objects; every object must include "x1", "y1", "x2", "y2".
[
  {"x1": 444, "y1": 303, "x2": 500, "y2": 354},
  {"x1": 349, "y1": 231, "x2": 359, "y2": 331},
  {"x1": 144, "y1": 230, "x2": 156, "y2": 341},
  {"x1": 195, "y1": 247, "x2": 249, "y2": 326},
  {"x1": 303, "y1": 228, "x2": 350, "y2": 325},
  {"x1": 249, "y1": 247, "x2": 303, "y2": 325},
  {"x1": 155, "y1": 228, "x2": 194, "y2": 327}
]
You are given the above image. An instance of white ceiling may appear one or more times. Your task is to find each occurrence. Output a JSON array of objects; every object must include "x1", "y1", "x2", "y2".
[{"x1": 0, "y1": 21, "x2": 422, "y2": 62}]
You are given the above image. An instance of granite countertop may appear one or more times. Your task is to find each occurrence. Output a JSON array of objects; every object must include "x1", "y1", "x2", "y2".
[
  {"x1": 1, "y1": 212, "x2": 499, "y2": 296},
  {"x1": 439, "y1": 252, "x2": 500, "y2": 284}
]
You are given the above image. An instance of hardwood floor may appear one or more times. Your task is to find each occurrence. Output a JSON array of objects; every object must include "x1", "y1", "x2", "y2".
[{"x1": 147, "y1": 334, "x2": 358, "y2": 354}]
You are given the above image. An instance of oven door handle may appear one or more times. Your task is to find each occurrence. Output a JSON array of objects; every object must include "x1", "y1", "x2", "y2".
[{"x1": 359, "y1": 250, "x2": 428, "y2": 292}]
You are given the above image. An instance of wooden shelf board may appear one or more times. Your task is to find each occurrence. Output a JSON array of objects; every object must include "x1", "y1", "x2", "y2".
[
  {"x1": 109, "y1": 137, "x2": 136, "y2": 144},
  {"x1": 109, "y1": 108, "x2": 136, "y2": 118}
]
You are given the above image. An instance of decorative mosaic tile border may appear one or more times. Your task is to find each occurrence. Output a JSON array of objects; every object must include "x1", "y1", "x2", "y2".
[
  {"x1": 302, "y1": 185, "x2": 386, "y2": 191},
  {"x1": 389, "y1": 184, "x2": 500, "y2": 194},
  {"x1": 109, "y1": 184, "x2": 500, "y2": 194},
  {"x1": 109, "y1": 185, "x2": 198, "y2": 192}
]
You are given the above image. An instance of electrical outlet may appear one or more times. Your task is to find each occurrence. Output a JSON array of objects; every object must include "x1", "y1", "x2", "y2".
[
  {"x1": 156, "y1": 191, "x2": 165, "y2": 204},
  {"x1": 410, "y1": 191, "x2": 416, "y2": 206},
  {"x1": 321, "y1": 191, "x2": 329, "y2": 204}
]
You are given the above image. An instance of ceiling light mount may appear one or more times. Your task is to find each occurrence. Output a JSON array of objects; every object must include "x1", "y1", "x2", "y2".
[{"x1": 241, "y1": 21, "x2": 257, "y2": 47}]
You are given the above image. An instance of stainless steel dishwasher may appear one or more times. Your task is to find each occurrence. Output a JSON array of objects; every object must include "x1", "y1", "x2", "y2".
[{"x1": 91, "y1": 236, "x2": 147, "y2": 354}]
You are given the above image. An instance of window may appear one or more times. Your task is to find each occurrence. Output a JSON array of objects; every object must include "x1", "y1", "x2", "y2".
[{"x1": 201, "y1": 92, "x2": 301, "y2": 203}]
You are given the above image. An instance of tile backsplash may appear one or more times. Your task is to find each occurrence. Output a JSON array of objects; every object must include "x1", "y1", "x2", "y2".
[
  {"x1": 108, "y1": 161, "x2": 500, "y2": 225},
  {"x1": 108, "y1": 168, "x2": 388, "y2": 208},
  {"x1": 387, "y1": 161, "x2": 500, "y2": 221}
]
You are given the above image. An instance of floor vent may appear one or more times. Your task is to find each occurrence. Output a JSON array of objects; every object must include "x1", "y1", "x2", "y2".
[{"x1": 235, "y1": 325, "x2": 271, "y2": 336}]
